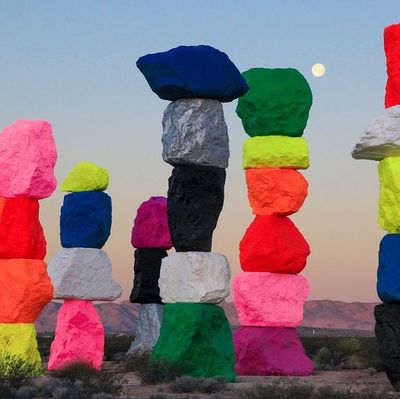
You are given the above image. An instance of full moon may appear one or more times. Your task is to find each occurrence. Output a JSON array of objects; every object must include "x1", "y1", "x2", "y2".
[{"x1": 312, "y1": 63, "x2": 326, "y2": 77}]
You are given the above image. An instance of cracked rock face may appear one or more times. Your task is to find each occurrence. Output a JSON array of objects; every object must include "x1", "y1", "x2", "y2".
[
  {"x1": 167, "y1": 165, "x2": 226, "y2": 252},
  {"x1": 48, "y1": 248, "x2": 122, "y2": 301},
  {"x1": 159, "y1": 252, "x2": 231, "y2": 304},
  {"x1": 127, "y1": 304, "x2": 163, "y2": 355},
  {"x1": 352, "y1": 106, "x2": 400, "y2": 161},
  {"x1": 162, "y1": 98, "x2": 229, "y2": 168}
]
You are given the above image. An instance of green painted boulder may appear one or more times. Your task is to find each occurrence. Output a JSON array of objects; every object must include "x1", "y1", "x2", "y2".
[
  {"x1": 236, "y1": 68, "x2": 312, "y2": 137},
  {"x1": 151, "y1": 303, "x2": 236, "y2": 381}
]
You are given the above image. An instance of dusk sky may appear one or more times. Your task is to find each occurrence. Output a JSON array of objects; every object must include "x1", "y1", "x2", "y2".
[{"x1": 1, "y1": 1, "x2": 397, "y2": 302}]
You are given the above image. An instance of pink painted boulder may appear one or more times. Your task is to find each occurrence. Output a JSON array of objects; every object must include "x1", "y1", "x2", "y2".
[
  {"x1": 233, "y1": 272, "x2": 309, "y2": 327},
  {"x1": 0, "y1": 120, "x2": 57, "y2": 199},
  {"x1": 131, "y1": 196, "x2": 173, "y2": 249},
  {"x1": 234, "y1": 326, "x2": 314, "y2": 376},
  {"x1": 48, "y1": 300, "x2": 104, "y2": 370}
]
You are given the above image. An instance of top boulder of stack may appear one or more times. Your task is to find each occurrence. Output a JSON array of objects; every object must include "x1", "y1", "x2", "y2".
[
  {"x1": 384, "y1": 24, "x2": 400, "y2": 109},
  {"x1": 236, "y1": 68, "x2": 312, "y2": 137},
  {"x1": 61, "y1": 162, "x2": 109, "y2": 192},
  {"x1": 136, "y1": 45, "x2": 248, "y2": 102}
]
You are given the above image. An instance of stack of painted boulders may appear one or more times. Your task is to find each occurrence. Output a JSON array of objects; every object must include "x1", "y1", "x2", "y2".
[
  {"x1": 137, "y1": 45, "x2": 248, "y2": 381},
  {"x1": 0, "y1": 120, "x2": 56, "y2": 373},
  {"x1": 48, "y1": 161, "x2": 122, "y2": 370},
  {"x1": 233, "y1": 68, "x2": 314, "y2": 376},
  {"x1": 128, "y1": 196, "x2": 172, "y2": 354},
  {"x1": 352, "y1": 23, "x2": 400, "y2": 390}
]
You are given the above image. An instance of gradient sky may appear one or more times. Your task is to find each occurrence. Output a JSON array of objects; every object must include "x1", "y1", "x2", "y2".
[{"x1": 0, "y1": 1, "x2": 397, "y2": 302}]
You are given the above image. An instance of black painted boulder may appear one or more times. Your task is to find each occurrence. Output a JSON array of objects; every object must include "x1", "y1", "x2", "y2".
[
  {"x1": 167, "y1": 165, "x2": 226, "y2": 252},
  {"x1": 130, "y1": 249, "x2": 167, "y2": 304},
  {"x1": 375, "y1": 303, "x2": 400, "y2": 390}
]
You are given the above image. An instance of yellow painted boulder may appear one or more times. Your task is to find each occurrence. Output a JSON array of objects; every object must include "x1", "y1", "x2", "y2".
[
  {"x1": 379, "y1": 157, "x2": 400, "y2": 232},
  {"x1": 0, "y1": 323, "x2": 42, "y2": 373},
  {"x1": 242, "y1": 136, "x2": 309, "y2": 169}
]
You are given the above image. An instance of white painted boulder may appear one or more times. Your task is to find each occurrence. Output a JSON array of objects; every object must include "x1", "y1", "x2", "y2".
[
  {"x1": 352, "y1": 105, "x2": 400, "y2": 160},
  {"x1": 48, "y1": 248, "x2": 122, "y2": 301},
  {"x1": 159, "y1": 252, "x2": 230, "y2": 303}
]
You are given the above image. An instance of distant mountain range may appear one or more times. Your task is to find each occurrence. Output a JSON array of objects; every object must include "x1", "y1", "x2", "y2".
[{"x1": 35, "y1": 300, "x2": 377, "y2": 333}]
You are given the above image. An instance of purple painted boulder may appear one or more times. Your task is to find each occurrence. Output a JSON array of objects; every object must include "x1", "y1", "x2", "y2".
[
  {"x1": 234, "y1": 326, "x2": 314, "y2": 376},
  {"x1": 131, "y1": 196, "x2": 173, "y2": 250}
]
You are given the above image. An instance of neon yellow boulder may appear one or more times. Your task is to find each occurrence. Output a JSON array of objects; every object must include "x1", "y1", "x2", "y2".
[{"x1": 242, "y1": 136, "x2": 309, "y2": 169}]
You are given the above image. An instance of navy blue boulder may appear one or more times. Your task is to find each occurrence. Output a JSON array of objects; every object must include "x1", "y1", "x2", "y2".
[
  {"x1": 60, "y1": 191, "x2": 112, "y2": 249},
  {"x1": 136, "y1": 45, "x2": 249, "y2": 102},
  {"x1": 378, "y1": 234, "x2": 400, "y2": 302}
]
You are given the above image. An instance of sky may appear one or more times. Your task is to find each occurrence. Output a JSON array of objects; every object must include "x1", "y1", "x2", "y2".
[{"x1": 0, "y1": 1, "x2": 397, "y2": 303}]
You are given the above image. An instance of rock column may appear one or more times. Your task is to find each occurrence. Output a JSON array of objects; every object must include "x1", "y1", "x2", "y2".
[
  {"x1": 48, "y1": 162, "x2": 122, "y2": 370},
  {"x1": 128, "y1": 196, "x2": 172, "y2": 354},
  {"x1": 136, "y1": 45, "x2": 249, "y2": 380},
  {"x1": 352, "y1": 23, "x2": 400, "y2": 390},
  {"x1": 233, "y1": 68, "x2": 314, "y2": 376},
  {"x1": 0, "y1": 120, "x2": 57, "y2": 373}
]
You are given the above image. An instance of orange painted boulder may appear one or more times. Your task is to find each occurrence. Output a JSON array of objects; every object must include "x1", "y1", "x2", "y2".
[
  {"x1": 240, "y1": 215, "x2": 310, "y2": 273},
  {"x1": 245, "y1": 168, "x2": 308, "y2": 216},
  {"x1": 0, "y1": 259, "x2": 53, "y2": 322},
  {"x1": 0, "y1": 197, "x2": 46, "y2": 259}
]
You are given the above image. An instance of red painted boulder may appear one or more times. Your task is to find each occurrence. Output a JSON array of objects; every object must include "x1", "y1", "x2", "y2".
[
  {"x1": 0, "y1": 197, "x2": 46, "y2": 259},
  {"x1": 48, "y1": 300, "x2": 104, "y2": 370},
  {"x1": 233, "y1": 272, "x2": 309, "y2": 327},
  {"x1": 234, "y1": 326, "x2": 314, "y2": 376},
  {"x1": 385, "y1": 24, "x2": 400, "y2": 108},
  {"x1": 239, "y1": 215, "x2": 310, "y2": 273},
  {"x1": 131, "y1": 196, "x2": 173, "y2": 249},
  {"x1": 246, "y1": 168, "x2": 308, "y2": 216}
]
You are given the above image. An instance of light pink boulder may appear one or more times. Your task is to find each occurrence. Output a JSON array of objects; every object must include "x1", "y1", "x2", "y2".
[
  {"x1": 48, "y1": 300, "x2": 104, "y2": 370},
  {"x1": 233, "y1": 272, "x2": 309, "y2": 327},
  {"x1": 131, "y1": 196, "x2": 173, "y2": 249},
  {"x1": 0, "y1": 120, "x2": 57, "y2": 199}
]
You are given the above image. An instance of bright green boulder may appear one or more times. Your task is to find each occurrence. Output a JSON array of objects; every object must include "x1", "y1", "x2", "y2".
[
  {"x1": 236, "y1": 68, "x2": 312, "y2": 137},
  {"x1": 151, "y1": 303, "x2": 236, "y2": 381},
  {"x1": 61, "y1": 161, "x2": 109, "y2": 192}
]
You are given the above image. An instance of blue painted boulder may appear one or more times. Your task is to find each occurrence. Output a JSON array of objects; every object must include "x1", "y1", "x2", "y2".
[
  {"x1": 60, "y1": 191, "x2": 112, "y2": 248},
  {"x1": 378, "y1": 234, "x2": 400, "y2": 302},
  {"x1": 136, "y1": 45, "x2": 249, "y2": 102}
]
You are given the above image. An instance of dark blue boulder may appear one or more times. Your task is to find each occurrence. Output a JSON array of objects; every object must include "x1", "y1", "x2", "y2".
[
  {"x1": 378, "y1": 234, "x2": 400, "y2": 302},
  {"x1": 60, "y1": 191, "x2": 112, "y2": 249},
  {"x1": 136, "y1": 45, "x2": 248, "y2": 102}
]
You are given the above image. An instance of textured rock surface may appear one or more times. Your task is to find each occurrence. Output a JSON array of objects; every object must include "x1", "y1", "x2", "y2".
[
  {"x1": 246, "y1": 168, "x2": 308, "y2": 216},
  {"x1": 378, "y1": 157, "x2": 400, "y2": 232},
  {"x1": 162, "y1": 98, "x2": 229, "y2": 168},
  {"x1": 375, "y1": 303, "x2": 400, "y2": 390},
  {"x1": 127, "y1": 304, "x2": 163, "y2": 354},
  {"x1": 131, "y1": 197, "x2": 172, "y2": 250},
  {"x1": 236, "y1": 68, "x2": 312, "y2": 137},
  {"x1": 130, "y1": 249, "x2": 167, "y2": 304},
  {"x1": 378, "y1": 234, "x2": 400, "y2": 302},
  {"x1": 234, "y1": 327, "x2": 314, "y2": 376},
  {"x1": 352, "y1": 106, "x2": 400, "y2": 160},
  {"x1": 0, "y1": 324, "x2": 41, "y2": 370},
  {"x1": 60, "y1": 191, "x2": 112, "y2": 248},
  {"x1": 61, "y1": 161, "x2": 109, "y2": 192},
  {"x1": 240, "y1": 216, "x2": 310, "y2": 273},
  {"x1": 0, "y1": 120, "x2": 57, "y2": 199},
  {"x1": 233, "y1": 272, "x2": 309, "y2": 327},
  {"x1": 385, "y1": 24, "x2": 400, "y2": 109},
  {"x1": 48, "y1": 248, "x2": 122, "y2": 301},
  {"x1": 0, "y1": 197, "x2": 46, "y2": 259},
  {"x1": 168, "y1": 165, "x2": 225, "y2": 251},
  {"x1": 159, "y1": 252, "x2": 230, "y2": 303},
  {"x1": 152, "y1": 304, "x2": 236, "y2": 381},
  {"x1": 48, "y1": 300, "x2": 104, "y2": 370},
  {"x1": 137, "y1": 45, "x2": 248, "y2": 102},
  {"x1": 0, "y1": 259, "x2": 53, "y2": 322},
  {"x1": 243, "y1": 136, "x2": 309, "y2": 169}
]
